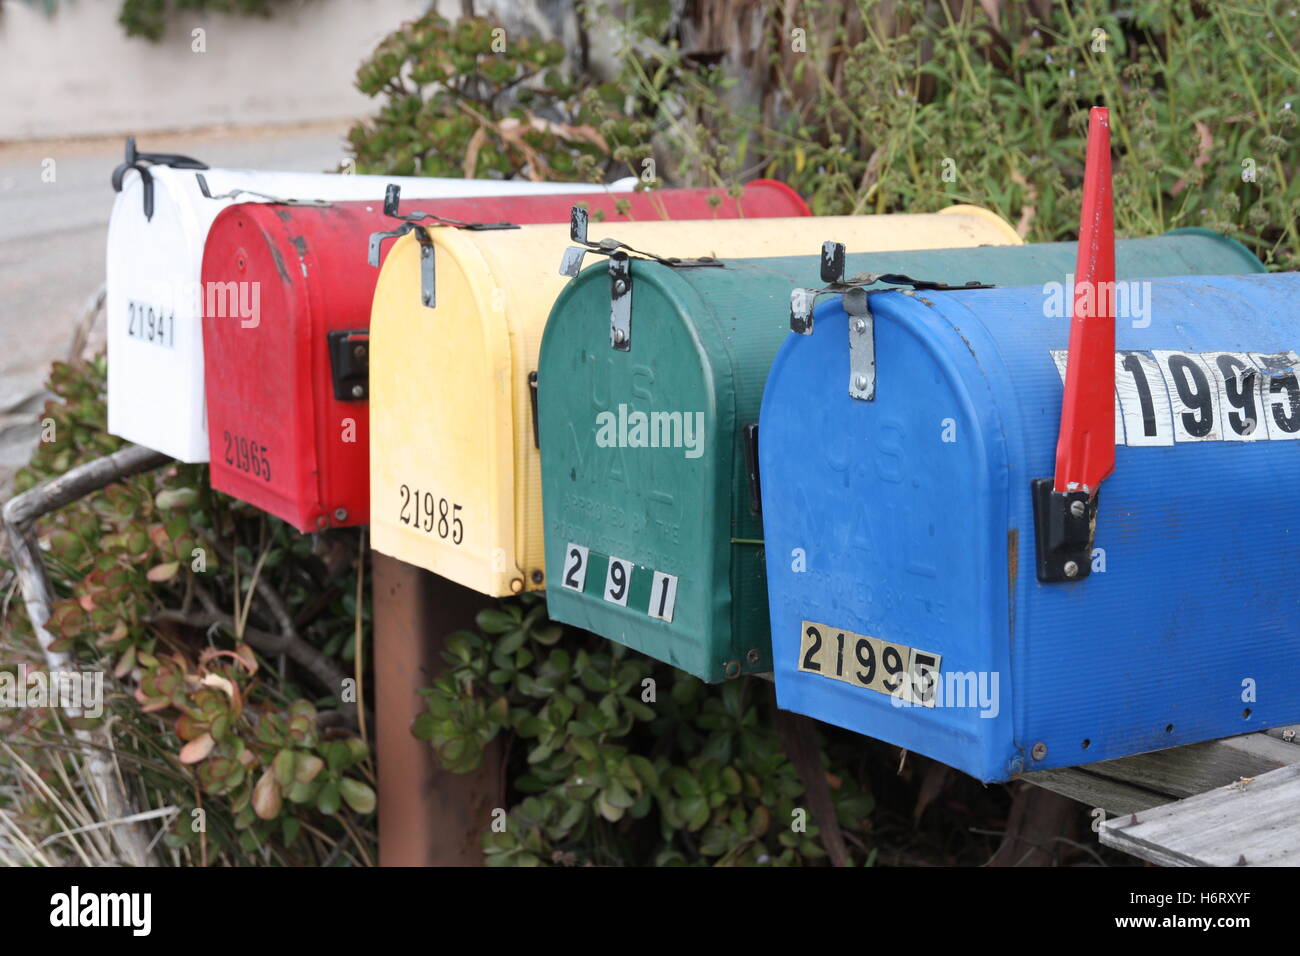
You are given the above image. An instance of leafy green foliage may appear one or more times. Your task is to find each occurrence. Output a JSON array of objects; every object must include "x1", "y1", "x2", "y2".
[
  {"x1": 414, "y1": 597, "x2": 875, "y2": 866},
  {"x1": 4, "y1": 358, "x2": 374, "y2": 865},
  {"x1": 610, "y1": 0, "x2": 1299, "y2": 267},
  {"x1": 117, "y1": 0, "x2": 291, "y2": 42},
  {"x1": 347, "y1": 13, "x2": 650, "y2": 184}
]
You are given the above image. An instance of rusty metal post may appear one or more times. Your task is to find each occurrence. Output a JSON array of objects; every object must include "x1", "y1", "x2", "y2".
[{"x1": 372, "y1": 552, "x2": 500, "y2": 866}]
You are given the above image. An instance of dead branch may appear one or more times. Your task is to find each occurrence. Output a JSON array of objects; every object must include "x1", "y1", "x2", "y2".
[{"x1": 2, "y1": 442, "x2": 170, "y2": 867}]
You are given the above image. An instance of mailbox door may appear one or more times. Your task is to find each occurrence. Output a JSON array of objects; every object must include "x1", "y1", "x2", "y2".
[
  {"x1": 202, "y1": 203, "x2": 388, "y2": 531},
  {"x1": 374, "y1": 209, "x2": 1021, "y2": 598},
  {"x1": 106, "y1": 164, "x2": 637, "y2": 463},
  {"x1": 762, "y1": 272, "x2": 1299, "y2": 781}
]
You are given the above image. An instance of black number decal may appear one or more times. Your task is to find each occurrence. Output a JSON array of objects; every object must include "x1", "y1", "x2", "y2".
[
  {"x1": 656, "y1": 577, "x2": 669, "y2": 616},
  {"x1": 1168, "y1": 354, "x2": 1214, "y2": 437},
  {"x1": 451, "y1": 504, "x2": 464, "y2": 544},
  {"x1": 223, "y1": 430, "x2": 233, "y2": 466},
  {"x1": 880, "y1": 646, "x2": 904, "y2": 693},
  {"x1": 833, "y1": 631, "x2": 845, "y2": 677},
  {"x1": 422, "y1": 492, "x2": 434, "y2": 533},
  {"x1": 1121, "y1": 353, "x2": 1159, "y2": 438},
  {"x1": 608, "y1": 562, "x2": 627, "y2": 601},
  {"x1": 1216, "y1": 355, "x2": 1259, "y2": 436},
  {"x1": 802, "y1": 625, "x2": 823, "y2": 672},
  {"x1": 437, "y1": 498, "x2": 450, "y2": 538},
  {"x1": 1262, "y1": 358, "x2": 1300, "y2": 434},
  {"x1": 854, "y1": 638, "x2": 876, "y2": 685},
  {"x1": 564, "y1": 548, "x2": 584, "y2": 588}
]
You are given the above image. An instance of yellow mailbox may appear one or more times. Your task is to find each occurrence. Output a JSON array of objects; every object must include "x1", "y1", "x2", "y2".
[{"x1": 369, "y1": 207, "x2": 1020, "y2": 596}]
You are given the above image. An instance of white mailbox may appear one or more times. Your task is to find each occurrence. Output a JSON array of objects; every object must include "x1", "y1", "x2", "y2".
[{"x1": 105, "y1": 138, "x2": 635, "y2": 462}]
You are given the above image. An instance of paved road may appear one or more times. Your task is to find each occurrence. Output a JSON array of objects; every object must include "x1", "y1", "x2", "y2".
[{"x1": 0, "y1": 121, "x2": 356, "y2": 493}]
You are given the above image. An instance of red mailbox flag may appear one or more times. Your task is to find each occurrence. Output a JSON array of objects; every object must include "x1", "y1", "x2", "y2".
[{"x1": 1054, "y1": 106, "x2": 1117, "y2": 495}]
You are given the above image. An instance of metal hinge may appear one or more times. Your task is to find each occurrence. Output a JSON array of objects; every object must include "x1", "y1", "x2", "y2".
[
  {"x1": 528, "y1": 370, "x2": 540, "y2": 448},
  {"x1": 195, "y1": 173, "x2": 331, "y2": 208},
  {"x1": 327, "y1": 330, "x2": 370, "y2": 401},
  {"x1": 1031, "y1": 481, "x2": 1096, "y2": 582},
  {"x1": 367, "y1": 184, "x2": 520, "y2": 308},
  {"x1": 110, "y1": 136, "x2": 208, "y2": 221},
  {"x1": 790, "y1": 240, "x2": 995, "y2": 401},
  {"x1": 559, "y1": 205, "x2": 724, "y2": 352}
]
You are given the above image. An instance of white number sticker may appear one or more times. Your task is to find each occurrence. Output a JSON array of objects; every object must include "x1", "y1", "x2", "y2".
[
  {"x1": 604, "y1": 556, "x2": 633, "y2": 606},
  {"x1": 1203, "y1": 352, "x2": 1265, "y2": 441},
  {"x1": 1247, "y1": 351, "x2": 1300, "y2": 441},
  {"x1": 561, "y1": 543, "x2": 589, "y2": 592},
  {"x1": 1115, "y1": 350, "x2": 1174, "y2": 446},
  {"x1": 1153, "y1": 350, "x2": 1224, "y2": 442},
  {"x1": 648, "y1": 571, "x2": 678, "y2": 622}
]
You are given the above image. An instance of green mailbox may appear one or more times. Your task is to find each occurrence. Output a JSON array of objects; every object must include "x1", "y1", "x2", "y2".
[{"x1": 536, "y1": 229, "x2": 1264, "y2": 682}]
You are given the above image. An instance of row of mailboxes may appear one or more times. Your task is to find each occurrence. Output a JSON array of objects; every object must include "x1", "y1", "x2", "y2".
[
  {"x1": 103, "y1": 125, "x2": 1300, "y2": 779},
  {"x1": 198, "y1": 180, "x2": 812, "y2": 532},
  {"x1": 106, "y1": 139, "x2": 640, "y2": 463},
  {"x1": 537, "y1": 230, "x2": 1266, "y2": 682},
  {"x1": 368, "y1": 206, "x2": 1021, "y2": 595}
]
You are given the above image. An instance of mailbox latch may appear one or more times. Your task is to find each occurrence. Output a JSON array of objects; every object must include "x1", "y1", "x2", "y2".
[
  {"x1": 791, "y1": 241, "x2": 993, "y2": 402},
  {"x1": 328, "y1": 330, "x2": 370, "y2": 401},
  {"x1": 111, "y1": 136, "x2": 208, "y2": 221},
  {"x1": 368, "y1": 184, "x2": 520, "y2": 309},
  {"x1": 742, "y1": 423, "x2": 762, "y2": 515},
  {"x1": 559, "y1": 205, "x2": 723, "y2": 352}
]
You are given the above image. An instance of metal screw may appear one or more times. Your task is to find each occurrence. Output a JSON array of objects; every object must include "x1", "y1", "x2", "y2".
[
  {"x1": 531, "y1": 570, "x2": 544, "y2": 584},
  {"x1": 509, "y1": 577, "x2": 524, "y2": 594},
  {"x1": 613, "y1": 279, "x2": 628, "y2": 295},
  {"x1": 853, "y1": 318, "x2": 866, "y2": 333},
  {"x1": 1063, "y1": 560, "x2": 1079, "y2": 578},
  {"x1": 351, "y1": 384, "x2": 364, "y2": 398},
  {"x1": 854, "y1": 374, "x2": 867, "y2": 390},
  {"x1": 723, "y1": 660, "x2": 741, "y2": 679},
  {"x1": 745, "y1": 648, "x2": 760, "y2": 665},
  {"x1": 353, "y1": 344, "x2": 367, "y2": 360},
  {"x1": 1283, "y1": 729, "x2": 1296, "y2": 742},
  {"x1": 1070, "y1": 500, "x2": 1086, "y2": 518},
  {"x1": 334, "y1": 508, "x2": 348, "y2": 522},
  {"x1": 612, "y1": 328, "x2": 626, "y2": 345},
  {"x1": 1031, "y1": 742, "x2": 1048, "y2": 761}
]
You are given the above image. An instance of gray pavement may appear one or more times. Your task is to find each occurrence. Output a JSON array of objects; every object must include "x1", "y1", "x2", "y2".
[{"x1": 0, "y1": 121, "x2": 358, "y2": 493}]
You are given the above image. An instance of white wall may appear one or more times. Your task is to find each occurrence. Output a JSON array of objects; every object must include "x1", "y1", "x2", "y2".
[{"x1": 0, "y1": 0, "x2": 451, "y2": 140}]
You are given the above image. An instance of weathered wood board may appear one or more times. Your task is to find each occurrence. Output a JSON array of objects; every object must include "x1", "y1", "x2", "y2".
[{"x1": 1099, "y1": 763, "x2": 1300, "y2": 866}]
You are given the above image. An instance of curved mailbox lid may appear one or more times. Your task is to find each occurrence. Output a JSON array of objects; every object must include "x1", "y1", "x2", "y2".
[
  {"x1": 761, "y1": 270, "x2": 1300, "y2": 782},
  {"x1": 106, "y1": 157, "x2": 637, "y2": 463},
  {"x1": 370, "y1": 207, "x2": 1018, "y2": 597},
  {"x1": 201, "y1": 182, "x2": 810, "y2": 532},
  {"x1": 543, "y1": 231, "x2": 1266, "y2": 684}
]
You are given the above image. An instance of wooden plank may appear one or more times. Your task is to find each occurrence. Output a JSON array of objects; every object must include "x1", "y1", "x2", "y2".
[
  {"x1": 1100, "y1": 763, "x2": 1300, "y2": 866},
  {"x1": 1023, "y1": 767, "x2": 1168, "y2": 816},
  {"x1": 1023, "y1": 726, "x2": 1300, "y2": 814}
]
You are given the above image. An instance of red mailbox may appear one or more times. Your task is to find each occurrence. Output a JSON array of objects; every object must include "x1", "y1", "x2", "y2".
[{"x1": 200, "y1": 181, "x2": 810, "y2": 531}]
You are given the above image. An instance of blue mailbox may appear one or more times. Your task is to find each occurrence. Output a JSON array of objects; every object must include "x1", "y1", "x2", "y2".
[{"x1": 759, "y1": 271, "x2": 1300, "y2": 781}]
